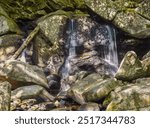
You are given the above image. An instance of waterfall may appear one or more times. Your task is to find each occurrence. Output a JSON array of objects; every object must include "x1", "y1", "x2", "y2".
[
  {"x1": 60, "y1": 19, "x2": 78, "y2": 91},
  {"x1": 60, "y1": 19, "x2": 119, "y2": 91},
  {"x1": 103, "y1": 25, "x2": 118, "y2": 75}
]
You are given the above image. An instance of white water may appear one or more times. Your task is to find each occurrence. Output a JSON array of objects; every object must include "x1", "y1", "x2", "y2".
[
  {"x1": 61, "y1": 19, "x2": 78, "y2": 91},
  {"x1": 103, "y1": 25, "x2": 118, "y2": 75},
  {"x1": 60, "y1": 20, "x2": 119, "y2": 91}
]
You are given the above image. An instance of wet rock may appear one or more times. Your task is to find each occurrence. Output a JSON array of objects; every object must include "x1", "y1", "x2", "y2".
[
  {"x1": 85, "y1": 0, "x2": 150, "y2": 38},
  {"x1": 78, "y1": 102, "x2": 100, "y2": 111},
  {"x1": 0, "y1": 81, "x2": 11, "y2": 111},
  {"x1": 60, "y1": 17, "x2": 118, "y2": 89},
  {"x1": 106, "y1": 78, "x2": 150, "y2": 111},
  {"x1": 47, "y1": 74, "x2": 61, "y2": 95},
  {"x1": 0, "y1": 60, "x2": 49, "y2": 89},
  {"x1": 68, "y1": 73, "x2": 120, "y2": 104},
  {"x1": 115, "y1": 51, "x2": 145, "y2": 81},
  {"x1": 142, "y1": 51, "x2": 150, "y2": 60},
  {"x1": 47, "y1": 55, "x2": 64, "y2": 75},
  {"x1": 11, "y1": 85, "x2": 55, "y2": 101},
  {"x1": 70, "y1": 51, "x2": 106, "y2": 74},
  {"x1": 0, "y1": 34, "x2": 23, "y2": 62}
]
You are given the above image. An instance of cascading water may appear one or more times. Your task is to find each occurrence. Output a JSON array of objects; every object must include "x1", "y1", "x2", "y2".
[
  {"x1": 60, "y1": 19, "x2": 78, "y2": 91},
  {"x1": 60, "y1": 19, "x2": 119, "y2": 91},
  {"x1": 103, "y1": 25, "x2": 118, "y2": 75}
]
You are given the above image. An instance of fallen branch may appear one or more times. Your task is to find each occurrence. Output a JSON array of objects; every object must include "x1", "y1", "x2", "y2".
[{"x1": 11, "y1": 26, "x2": 40, "y2": 59}]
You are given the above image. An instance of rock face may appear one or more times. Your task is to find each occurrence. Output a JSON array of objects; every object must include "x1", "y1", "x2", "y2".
[
  {"x1": 11, "y1": 85, "x2": 55, "y2": 101},
  {"x1": 106, "y1": 78, "x2": 150, "y2": 111},
  {"x1": 115, "y1": 51, "x2": 145, "y2": 81},
  {"x1": 35, "y1": 12, "x2": 68, "y2": 72},
  {"x1": 68, "y1": 73, "x2": 120, "y2": 104},
  {"x1": 85, "y1": 0, "x2": 150, "y2": 38},
  {"x1": 0, "y1": 81, "x2": 11, "y2": 111},
  {"x1": 0, "y1": 60, "x2": 48, "y2": 89}
]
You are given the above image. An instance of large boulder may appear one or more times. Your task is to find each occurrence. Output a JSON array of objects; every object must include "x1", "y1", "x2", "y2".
[
  {"x1": 37, "y1": 11, "x2": 68, "y2": 45},
  {"x1": 0, "y1": 60, "x2": 49, "y2": 89},
  {"x1": 115, "y1": 51, "x2": 145, "y2": 81},
  {"x1": 106, "y1": 78, "x2": 150, "y2": 111},
  {"x1": 35, "y1": 11, "x2": 68, "y2": 72},
  {"x1": 0, "y1": 81, "x2": 11, "y2": 111},
  {"x1": 68, "y1": 73, "x2": 120, "y2": 104},
  {"x1": 11, "y1": 85, "x2": 55, "y2": 101},
  {"x1": 85, "y1": 0, "x2": 150, "y2": 38}
]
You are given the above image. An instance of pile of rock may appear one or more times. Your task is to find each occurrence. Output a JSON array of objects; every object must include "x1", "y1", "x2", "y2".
[{"x1": 0, "y1": 0, "x2": 150, "y2": 111}]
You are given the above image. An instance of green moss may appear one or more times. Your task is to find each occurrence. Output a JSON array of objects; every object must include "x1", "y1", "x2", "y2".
[
  {"x1": 103, "y1": 93, "x2": 113, "y2": 108},
  {"x1": 0, "y1": 0, "x2": 87, "y2": 20}
]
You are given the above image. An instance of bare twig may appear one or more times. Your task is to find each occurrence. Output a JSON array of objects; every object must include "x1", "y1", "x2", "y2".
[{"x1": 11, "y1": 26, "x2": 40, "y2": 59}]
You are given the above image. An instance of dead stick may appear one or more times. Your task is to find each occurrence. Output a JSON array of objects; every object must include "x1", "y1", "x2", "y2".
[{"x1": 11, "y1": 26, "x2": 40, "y2": 59}]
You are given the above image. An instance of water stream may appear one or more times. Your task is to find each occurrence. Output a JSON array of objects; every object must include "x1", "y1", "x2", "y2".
[
  {"x1": 60, "y1": 19, "x2": 79, "y2": 91},
  {"x1": 60, "y1": 19, "x2": 119, "y2": 91},
  {"x1": 103, "y1": 25, "x2": 118, "y2": 75}
]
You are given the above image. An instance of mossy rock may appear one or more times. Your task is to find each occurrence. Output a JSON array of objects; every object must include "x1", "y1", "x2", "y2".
[
  {"x1": 0, "y1": 6, "x2": 22, "y2": 35},
  {"x1": 0, "y1": 60, "x2": 49, "y2": 89},
  {"x1": 68, "y1": 73, "x2": 121, "y2": 104},
  {"x1": 85, "y1": 0, "x2": 150, "y2": 38},
  {"x1": 115, "y1": 51, "x2": 145, "y2": 81},
  {"x1": 0, "y1": 0, "x2": 86, "y2": 20},
  {"x1": 106, "y1": 78, "x2": 150, "y2": 111}
]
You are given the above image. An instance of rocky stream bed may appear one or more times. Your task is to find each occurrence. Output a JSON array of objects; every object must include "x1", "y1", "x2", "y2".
[{"x1": 0, "y1": 0, "x2": 150, "y2": 111}]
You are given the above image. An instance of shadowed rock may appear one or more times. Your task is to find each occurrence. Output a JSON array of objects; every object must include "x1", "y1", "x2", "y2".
[
  {"x1": 11, "y1": 85, "x2": 55, "y2": 101},
  {"x1": 68, "y1": 73, "x2": 120, "y2": 104},
  {"x1": 0, "y1": 60, "x2": 49, "y2": 89}
]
